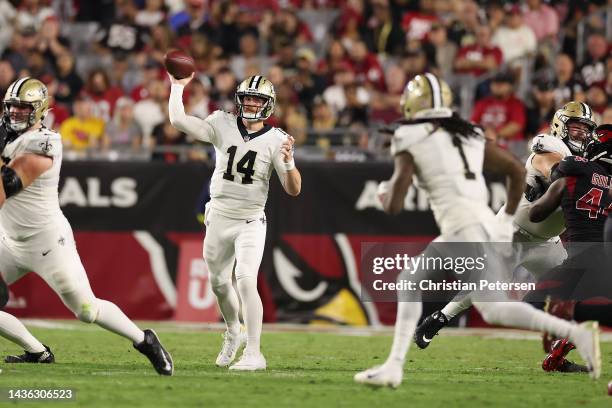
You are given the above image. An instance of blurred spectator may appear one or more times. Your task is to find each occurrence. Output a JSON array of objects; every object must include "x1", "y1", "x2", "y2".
[
  {"x1": 336, "y1": 82, "x2": 369, "y2": 127},
  {"x1": 400, "y1": 49, "x2": 429, "y2": 82},
  {"x1": 585, "y1": 84, "x2": 608, "y2": 123},
  {"x1": 363, "y1": 0, "x2": 405, "y2": 56},
  {"x1": 27, "y1": 51, "x2": 52, "y2": 79},
  {"x1": 491, "y1": 5, "x2": 536, "y2": 64},
  {"x1": 525, "y1": 80, "x2": 556, "y2": 138},
  {"x1": 151, "y1": 120, "x2": 189, "y2": 163},
  {"x1": 54, "y1": 52, "x2": 83, "y2": 107},
  {"x1": 2, "y1": 27, "x2": 38, "y2": 74},
  {"x1": 485, "y1": 1, "x2": 505, "y2": 35},
  {"x1": 130, "y1": 58, "x2": 163, "y2": 102},
  {"x1": 40, "y1": 75, "x2": 69, "y2": 131},
  {"x1": 580, "y1": 32, "x2": 609, "y2": 87},
  {"x1": 317, "y1": 39, "x2": 352, "y2": 87},
  {"x1": 171, "y1": 0, "x2": 206, "y2": 36},
  {"x1": 454, "y1": 24, "x2": 502, "y2": 78},
  {"x1": 323, "y1": 63, "x2": 369, "y2": 116},
  {"x1": 311, "y1": 96, "x2": 336, "y2": 131},
  {"x1": 135, "y1": 0, "x2": 167, "y2": 27},
  {"x1": 275, "y1": 39, "x2": 298, "y2": 77},
  {"x1": 267, "y1": 64, "x2": 285, "y2": 89},
  {"x1": 145, "y1": 24, "x2": 175, "y2": 65},
  {"x1": 230, "y1": 33, "x2": 272, "y2": 80},
  {"x1": 104, "y1": 96, "x2": 142, "y2": 150},
  {"x1": 523, "y1": 0, "x2": 559, "y2": 42},
  {"x1": 0, "y1": 60, "x2": 16, "y2": 98},
  {"x1": 189, "y1": 33, "x2": 217, "y2": 74},
  {"x1": 111, "y1": 52, "x2": 141, "y2": 94},
  {"x1": 210, "y1": 67, "x2": 237, "y2": 113},
  {"x1": 15, "y1": 0, "x2": 55, "y2": 31},
  {"x1": 81, "y1": 69, "x2": 124, "y2": 122},
  {"x1": 0, "y1": 1, "x2": 17, "y2": 56},
  {"x1": 95, "y1": 0, "x2": 148, "y2": 55},
  {"x1": 185, "y1": 79, "x2": 216, "y2": 119},
  {"x1": 447, "y1": 0, "x2": 480, "y2": 47},
  {"x1": 401, "y1": 0, "x2": 440, "y2": 43},
  {"x1": 60, "y1": 97, "x2": 106, "y2": 151},
  {"x1": 283, "y1": 104, "x2": 308, "y2": 146},
  {"x1": 334, "y1": 0, "x2": 365, "y2": 51},
  {"x1": 133, "y1": 78, "x2": 167, "y2": 146},
  {"x1": 552, "y1": 53, "x2": 586, "y2": 108},
  {"x1": 292, "y1": 48, "x2": 326, "y2": 117},
  {"x1": 426, "y1": 22, "x2": 457, "y2": 81},
  {"x1": 198, "y1": 2, "x2": 256, "y2": 57},
  {"x1": 471, "y1": 72, "x2": 526, "y2": 144},
  {"x1": 348, "y1": 40, "x2": 386, "y2": 91},
  {"x1": 36, "y1": 15, "x2": 69, "y2": 67},
  {"x1": 268, "y1": 9, "x2": 313, "y2": 54},
  {"x1": 560, "y1": 0, "x2": 597, "y2": 59},
  {"x1": 369, "y1": 63, "x2": 404, "y2": 124}
]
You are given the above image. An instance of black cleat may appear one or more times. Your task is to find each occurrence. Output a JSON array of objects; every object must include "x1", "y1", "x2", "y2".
[
  {"x1": 414, "y1": 310, "x2": 448, "y2": 349},
  {"x1": 557, "y1": 359, "x2": 589, "y2": 373},
  {"x1": 5, "y1": 345, "x2": 55, "y2": 363},
  {"x1": 134, "y1": 329, "x2": 174, "y2": 376}
]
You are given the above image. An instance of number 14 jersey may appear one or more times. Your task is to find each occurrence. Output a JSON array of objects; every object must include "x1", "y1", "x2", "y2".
[
  {"x1": 205, "y1": 110, "x2": 290, "y2": 219},
  {"x1": 391, "y1": 123, "x2": 492, "y2": 236}
]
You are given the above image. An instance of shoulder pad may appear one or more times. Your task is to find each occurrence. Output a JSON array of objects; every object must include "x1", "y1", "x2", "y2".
[
  {"x1": 390, "y1": 123, "x2": 435, "y2": 156},
  {"x1": 557, "y1": 155, "x2": 589, "y2": 177},
  {"x1": 530, "y1": 134, "x2": 571, "y2": 157},
  {"x1": 21, "y1": 129, "x2": 61, "y2": 158}
]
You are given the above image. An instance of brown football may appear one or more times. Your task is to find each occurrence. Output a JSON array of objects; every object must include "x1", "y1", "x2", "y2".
[{"x1": 164, "y1": 50, "x2": 195, "y2": 79}]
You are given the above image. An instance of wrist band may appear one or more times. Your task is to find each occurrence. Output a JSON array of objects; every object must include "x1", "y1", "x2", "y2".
[{"x1": 284, "y1": 160, "x2": 295, "y2": 171}]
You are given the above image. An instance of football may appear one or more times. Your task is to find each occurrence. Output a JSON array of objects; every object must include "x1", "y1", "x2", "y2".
[{"x1": 164, "y1": 50, "x2": 195, "y2": 79}]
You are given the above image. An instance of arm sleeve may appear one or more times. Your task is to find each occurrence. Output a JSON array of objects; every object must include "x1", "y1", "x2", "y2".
[
  {"x1": 168, "y1": 84, "x2": 217, "y2": 145},
  {"x1": 22, "y1": 133, "x2": 62, "y2": 159}
]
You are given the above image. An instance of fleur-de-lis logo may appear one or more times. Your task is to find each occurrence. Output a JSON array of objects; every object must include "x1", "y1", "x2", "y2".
[{"x1": 39, "y1": 139, "x2": 52, "y2": 154}]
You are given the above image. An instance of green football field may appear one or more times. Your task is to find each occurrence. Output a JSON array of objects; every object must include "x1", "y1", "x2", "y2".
[{"x1": 0, "y1": 322, "x2": 610, "y2": 408}]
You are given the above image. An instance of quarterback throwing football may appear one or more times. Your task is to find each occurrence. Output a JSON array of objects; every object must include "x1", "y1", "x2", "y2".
[{"x1": 169, "y1": 73, "x2": 301, "y2": 370}]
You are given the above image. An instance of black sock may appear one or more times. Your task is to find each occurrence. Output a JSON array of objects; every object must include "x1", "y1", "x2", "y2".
[{"x1": 574, "y1": 303, "x2": 612, "y2": 327}]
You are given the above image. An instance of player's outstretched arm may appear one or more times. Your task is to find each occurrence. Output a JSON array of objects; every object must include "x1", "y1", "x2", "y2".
[
  {"x1": 0, "y1": 153, "x2": 52, "y2": 207},
  {"x1": 383, "y1": 151, "x2": 414, "y2": 215},
  {"x1": 529, "y1": 178, "x2": 565, "y2": 222},
  {"x1": 168, "y1": 73, "x2": 216, "y2": 144},
  {"x1": 483, "y1": 141, "x2": 526, "y2": 215},
  {"x1": 279, "y1": 135, "x2": 301, "y2": 196}
]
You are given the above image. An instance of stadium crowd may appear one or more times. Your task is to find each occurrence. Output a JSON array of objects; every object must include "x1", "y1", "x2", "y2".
[{"x1": 0, "y1": 0, "x2": 610, "y2": 160}]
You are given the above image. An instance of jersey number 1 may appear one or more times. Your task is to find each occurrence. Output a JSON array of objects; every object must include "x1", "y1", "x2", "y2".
[
  {"x1": 223, "y1": 146, "x2": 257, "y2": 184},
  {"x1": 452, "y1": 136, "x2": 476, "y2": 180}
]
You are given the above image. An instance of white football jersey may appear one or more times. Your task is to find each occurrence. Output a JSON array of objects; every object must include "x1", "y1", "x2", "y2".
[
  {"x1": 513, "y1": 134, "x2": 571, "y2": 241},
  {"x1": 391, "y1": 123, "x2": 493, "y2": 236},
  {"x1": 169, "y1": 84, "x2": 290, "y2": 219},
  {"x1": 0, "y1": 127, "x2": 63, "y2": 240}
]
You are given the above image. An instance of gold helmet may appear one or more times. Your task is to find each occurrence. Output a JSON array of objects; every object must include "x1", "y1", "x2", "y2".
[
  {"x1": 235, "y1": 75, "x2": 276, "y2": 121},
  {"x1": 550, "y1": 101, "x2": 596, "y2": 154},
  {"x1": 3, "y1": 77, "x2": 49, "y2": 134},
  {"x1": 400, "y1": 73, "x2": 453, "y2": 120}
]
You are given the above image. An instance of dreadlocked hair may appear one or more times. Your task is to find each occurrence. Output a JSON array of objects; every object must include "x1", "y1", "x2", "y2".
[{"x1": 393, "y1": 112, "x2": 483, "y2": 140}]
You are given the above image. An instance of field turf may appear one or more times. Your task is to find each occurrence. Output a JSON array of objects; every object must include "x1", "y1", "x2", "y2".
[{"x1": 0, "y1": 322, "x2": 610, "y2": 408}]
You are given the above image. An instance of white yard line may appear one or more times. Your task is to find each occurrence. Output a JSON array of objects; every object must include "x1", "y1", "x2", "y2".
[{"x1": 20, "y1": 319, "x2": 612, "y2": 341}]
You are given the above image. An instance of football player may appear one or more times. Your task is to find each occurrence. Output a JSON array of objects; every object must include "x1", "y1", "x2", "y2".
[
  {"x1": 168, "y1": 73, "x2": 301, "y2": 371},
  {"x1": 414, "y1": 102, "x2": 597, "y2": 357},
  {"x1": 353, "y1": 74, "x2": 601, "y2": 388},
  {"x1": 0, "y1": 77, "x2": 173, "y2": 375},
  {"x1": 529, "y1": 124, "x2": 612, "y2": 371}
]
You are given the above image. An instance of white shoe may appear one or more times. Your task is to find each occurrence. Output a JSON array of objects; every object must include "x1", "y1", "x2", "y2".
[
  {"x1": 354, "y1": 361, "x2": 403, "y2": 388},
  {"x1": 570, "y1": 321, "x2": 601, "y2": 379},
  {"x1": 215, "y1": 330, "x2": 246, "y2": 367},
  {"x1": 229, "y1": 350, "x2": 266, "y2": 371}
]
